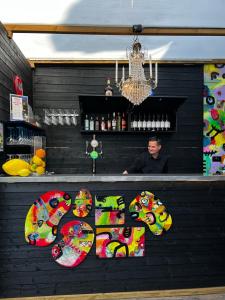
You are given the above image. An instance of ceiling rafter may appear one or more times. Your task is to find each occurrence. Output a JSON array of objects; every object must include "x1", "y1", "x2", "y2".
[
  {"x1": 4, "y1": 23, "x2": 225, "y2": 38},
  {"x1": 27, "y1": 59, "x2": 225, "y2": 69}
]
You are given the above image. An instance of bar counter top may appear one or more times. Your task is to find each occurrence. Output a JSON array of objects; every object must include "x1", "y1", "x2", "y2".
[{"x1": 0, "y1": 174, "x2": 225, "y2": 183}]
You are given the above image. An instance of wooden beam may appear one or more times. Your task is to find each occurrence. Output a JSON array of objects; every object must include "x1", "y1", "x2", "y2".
[
  {"x1": 28, "y1": 59, "x2": 225, "y2": 68},
  {"x1": 4, "y1": 23, "x2": 225, "y2": 38},
  {"x1": 2, "y1": 286, "x2": 225, "y2": 300}
]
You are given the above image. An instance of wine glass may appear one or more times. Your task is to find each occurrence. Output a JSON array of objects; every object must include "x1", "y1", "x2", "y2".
[
  {"x1": 65, "y1": 109, "x2": 71, "y2": 126},
  {"x1": 58, "y1": 109, "x2": 64, "y2": 125},
  {"x1": 43, "y1": 109, "x2": 51, "y2": 125},
  {"x1": 71, "y1": 110, "x2": 78, "y2": 126}
]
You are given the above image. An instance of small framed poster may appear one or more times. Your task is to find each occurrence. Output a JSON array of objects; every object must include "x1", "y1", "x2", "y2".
[
  {"x1": 0, "y1": 122, "x2": 3, "y2": 151},
  {"x1": 10, "y1": 94, "x2": 29, "y2": 122}
]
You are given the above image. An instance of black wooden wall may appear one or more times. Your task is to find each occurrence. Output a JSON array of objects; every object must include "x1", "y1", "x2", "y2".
[
  {"x1": 0, "y1": 22, "x2": 32, "y2": 121},
  {"x1": 0, "y1": 180, "x2": 225, "y2": 298},
  {"x1": 33, "y1": 64, "x2": 203, "y2": 174},
  {"x1": 0, "y1": 22, "x2": 32, "y2": 167}
]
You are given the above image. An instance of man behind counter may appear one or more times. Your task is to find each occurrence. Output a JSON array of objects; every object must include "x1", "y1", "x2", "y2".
[{"x1": 123, "y1": 137, "x2": 169, "y2": 174}]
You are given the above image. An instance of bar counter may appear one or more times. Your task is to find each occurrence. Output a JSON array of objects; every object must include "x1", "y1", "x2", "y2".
[
  {"x1": 1, "y1": 173, "x2": 225, "y2": 183},
  {"x1": 0, "y1": 173, "x2": 225, "y2": 298}
]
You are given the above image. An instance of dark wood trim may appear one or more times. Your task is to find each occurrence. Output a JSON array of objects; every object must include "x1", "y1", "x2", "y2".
[
  {"x1": 2, "y1": 286, "x2": 225, "y2": 299},
  {"x1": 28, "y1": 59, "x2": 225, "y2": 68},
  {"x1": 4, "y1": 23, "x2": 225, "y2": 38}
]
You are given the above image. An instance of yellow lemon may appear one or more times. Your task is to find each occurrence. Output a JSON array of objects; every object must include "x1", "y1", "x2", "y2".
[
  {"x1": 41, "y1": 160, "x2": 46, "y2": 168},
  {"x1": 32, "y1": 155, "x2": 43, "y2": 166},
  {"x1": 2, "y1": 159, "x2": 30, "y2": 176},
  {"x1": 17, "y1": 168, "x2": 31, "y2": 177},
  {"x1": 36, "y1": 166, "x2": 45, "y2": 175}
]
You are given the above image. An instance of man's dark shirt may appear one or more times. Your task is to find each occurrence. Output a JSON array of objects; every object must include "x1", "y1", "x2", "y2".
[{"x1": 127, "y1": 152, "x2": 169, "y2": 174}]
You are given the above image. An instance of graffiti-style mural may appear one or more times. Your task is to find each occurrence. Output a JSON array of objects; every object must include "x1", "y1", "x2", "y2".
[
  {"x1": 95, "y1": 195, "x2": 125, "y2": 225},
  {"x1": 73, "y1": 188, "x2": 92, "y2": 217},
  {"x1": 129, "y1": 191, "x2": 172, "y2": 236},
  {"x1": 25, "y1": 189, "x2": 172, "y2": 267},
  {"x1": 96, "y1": 227, "x2": 145, "y2": 258},
  {"x1": 52, "y1": 220, "x2": 94, "y2": 268},
  {"x1": 204, "y1": 64, "x2": 225, "y2": 175},
  {"x1": 25, "y1": 190, "x2": 72, "y2": 246}
]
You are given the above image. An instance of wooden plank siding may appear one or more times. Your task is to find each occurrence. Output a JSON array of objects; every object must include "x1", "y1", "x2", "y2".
[
  {"x1": 0, "y1": 180, "x2": 225, "y2": 297},
  {"x1": 0, "y1": 22, "x2": 32, "y2": 121},
  {"x1": 33, "y1": 64, "x2": 203, "y2": 174},
  {"x1": 0, "y1": 22, "x2": 32, "y2": 167}
]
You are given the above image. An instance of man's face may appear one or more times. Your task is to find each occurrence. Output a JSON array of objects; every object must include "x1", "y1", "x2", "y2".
[{"x1": 148, "y1": 141, "x2": 161, "y2": 156}]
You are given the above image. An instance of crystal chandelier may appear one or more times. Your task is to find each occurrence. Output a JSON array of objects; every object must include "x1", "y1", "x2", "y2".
[{"x1": 115, "y1": 25, "x2": 158, "y2": 106}]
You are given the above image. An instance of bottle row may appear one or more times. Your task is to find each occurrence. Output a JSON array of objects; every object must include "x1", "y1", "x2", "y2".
[
  {"x1": 131, "y1": 113, "x2": 171, "y2": 131},
  {"x1": 84, "y1": 112, "x2": 127, "y2": 132},
  {"x1": 83, "y1": 113, "x2": 172, "y2": 132}
]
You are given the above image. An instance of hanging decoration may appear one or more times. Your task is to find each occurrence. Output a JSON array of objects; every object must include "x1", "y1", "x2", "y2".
[
  {"x1": 73, "y1": 188, "x2": 92, "y2": 218},
  {"x1": 24, "y1": 188, "x2": 172, "y2": 267},
  {"x1": 13, "y1": 75, "x2": 23, "y2": 95},
  {"x1": 52, "y1": 220, "x2": 94, "y2": 268},
  {"x1": 95, "y1": 195, "x2": 125, "y2": 225},
  {"x1": 25, "y1": 190, "x2": 72, "y2": 246},
  {"x1": 115, "y1": 25, "x2": 158, "y2": 105},
  {"x1": 96, "y1": 227, "x2": 145, "y2": 258},
  {"x1": 129, "y1": 191, "x2": 172, "y2": 235}
]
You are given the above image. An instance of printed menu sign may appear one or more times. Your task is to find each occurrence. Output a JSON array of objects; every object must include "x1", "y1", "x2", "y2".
[{"x1": 10, "y1": 94, "x2": 28, "y2": 121}]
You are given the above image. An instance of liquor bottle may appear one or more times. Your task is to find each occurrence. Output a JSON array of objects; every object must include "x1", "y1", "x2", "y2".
[
  {"x1": 156, "y1": 114, "x2": 160, "y2": 131},
  {"x1": 105, "y1": 78, "x2": 113, "y2": 96},
  {"x1": 84, "y1": 114, "x2": 89, "y2": 131},
  {"x1": 121, "y1": 112, "x2": 126, "y2": 131},
  {"x1": 151, "y1": 114, "x2": 156, "y2": 131},
  {"x1": 160, "y1": 114, "x2": 165, "y2": 131},
  {"x1": 137, "y1": 114, "x2": 142, "y2": 131},
  {"x1": 107, "y1": 113, "x2": 112, "y2": 131},
  {"x1": 130, "y1": 115, "x2": 134, "y2": 131},
  {"x1": 133, "y1": 115, "x2": 137, "y2": 131},
  {"x1": 165, "y1": 114, "x2": 171, "y2": 131},
  {"x1": 112, "y1": 112, "x2": 117, "y2": 131},
  {"x1": 142, "y1": 114, "x2": 147, "y2": 131},
  {"x1": 95, "y1": 116, "x2": 100, "y2": 131},
  {"x1": 101, "y1": 116, "x2": 106, "y2": 131},
  {"x1": 117, "y1": 112, "x2": 121, "y2": 131},
  {"x1": 147, "y1": 114, "x2": 151, "y2": 131},
  {"x1": 89, "y1": 116, "x2": 94, "y2": 131}
]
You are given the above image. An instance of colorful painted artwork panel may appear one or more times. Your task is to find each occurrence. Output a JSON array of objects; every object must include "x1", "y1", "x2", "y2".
[
  {"x1": 73, "y1": 188, "x2": 92, "y2": 217},
  {"x1": 204, "y1": 64, "x2": 225, "y2": 175},
  {"x1": 25, "y1": 190, "x2": 72, "y2": 246},
  {"x1": 96, "y1": 227, "x2": 145, "y2": 258},
  {"x1": 52, "y1": 220, "x2": 94, "y2": 268},
  {"x1": 129, "y1": 191, "x2": 172, "y2": 236},
  {"x1": 95, "y1": 195, "x2": 125, "y2": 225}
]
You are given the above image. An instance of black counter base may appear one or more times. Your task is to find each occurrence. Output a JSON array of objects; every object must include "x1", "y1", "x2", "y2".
[{"x1": 0, "y1": 179, "x2": 225, "y2": 298}]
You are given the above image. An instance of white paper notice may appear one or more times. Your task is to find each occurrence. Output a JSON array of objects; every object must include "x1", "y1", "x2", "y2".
[{"x1": 11, "y1": 96, "x2": 23, "y2": 120}]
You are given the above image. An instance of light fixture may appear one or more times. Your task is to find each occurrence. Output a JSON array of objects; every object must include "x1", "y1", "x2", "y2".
[{"x1": 115, "y1": 25, "x2": 158, "y2": 106}]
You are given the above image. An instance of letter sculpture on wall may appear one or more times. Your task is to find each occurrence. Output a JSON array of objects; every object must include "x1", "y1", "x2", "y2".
[
  {"x1": 95, "y1": 195, "x2": 125, "y2": 225},
  {"x1": 73, "y1": 188, "x2": 92, "y2": 218},
  {"x1": 129, "y1": 191, "x2": 172, "y2": 235},
  {"x1": 24, "y1": 189, "x2": 172, "y2": 267},
  {"x1": 25, "y1": 190, "x2": 72, "y2": 246},
  {"x1": 96, "y1": 227, "x2": 145, "y2": 258},
  {"x1": 52, "y1": 220, "x2": 94, "y2": 268}
]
